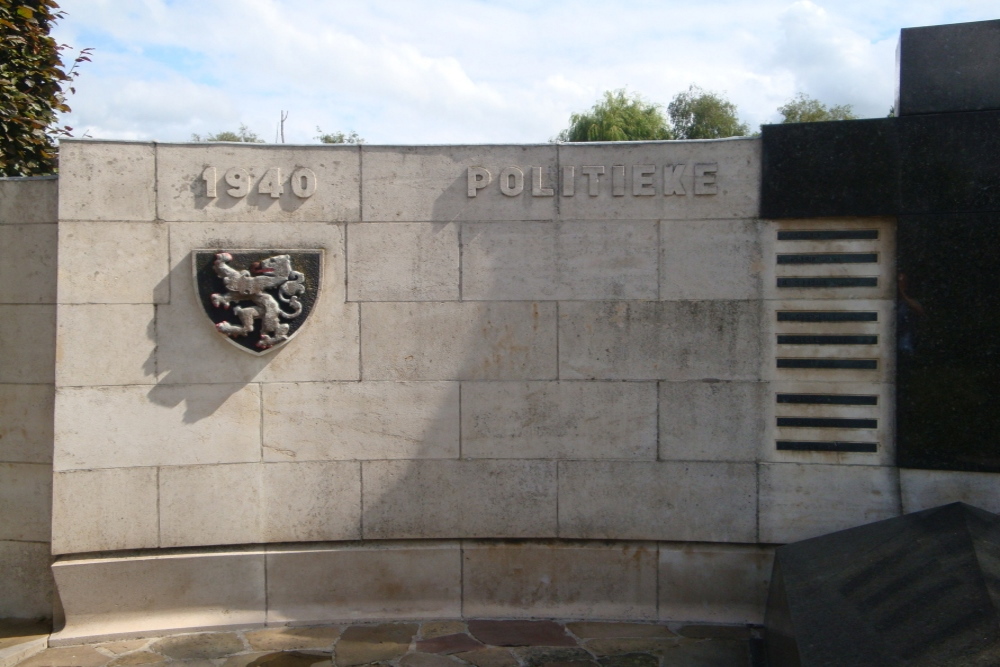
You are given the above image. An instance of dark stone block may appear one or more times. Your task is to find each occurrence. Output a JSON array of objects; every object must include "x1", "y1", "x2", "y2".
[
  {"x1": 897, "y1": 19, "x2": 1000, "y2": 116},
  {"x1": 896, "y1": 213, "x2": 1000, "y2": 471},
  {"x1": 467, "y1": 621, "x2": 576, "y2": 647},
  {"x1": 899, "y1": 110, "x2": 1000, "y2": 215},
  {"x1": 760, "y1": 119, "x2": 898, "y2": 219},
  {"x1": 765, "y1": 503, "x2": 1000, "y2": 666}
]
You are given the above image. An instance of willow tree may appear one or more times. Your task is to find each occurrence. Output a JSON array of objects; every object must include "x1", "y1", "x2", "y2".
[
  {"x1": 558, "y1": 89, "x2": 672, "y2": 142},
  {"x1": 778, "y1": 93, "x2": 858, "y2": 123},
  {"x1": 667, "y1": 85, "x2": 750, "y2": 139}
]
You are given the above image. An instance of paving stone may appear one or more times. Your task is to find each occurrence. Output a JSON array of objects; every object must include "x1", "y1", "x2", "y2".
[
  {"x1": 467, "y1": 621, "x2": 575, "y2": 647},
  {"x1": 675, "y1": 625, "x2": 752, "y2": 640},
  {"x1": 415, "y1": 634, "x2": 484, "y2": 654},
  {"x1": 656, "y1": 639, "x2": 749, "y2": 666},
  {"x1": 398, "y1": 652, "x2": 465, "y2": 667},
  {"x1": 452, "y1": 647, "x2": 518, "y2": 667},
  {"x1": 245, "y1": 627, "x2": 341, "y2": 651},
  {"x1": 335, "y1": 623, "x2": 418, "y2": 666},
  {"x1": 419, "y1": 622, "x2": 468, "y2": 639},
  {"x1": 583, "y1": 638, "x2": 681, "y2": 656},
  {"x1": 96, "y1": 640, "x2": 151, "y2": 655},
  {"x1": 149, "y1": 633, "x2": 245, "y2": 660},
  {"x1": 106, "y1": 651, "x2": 165, "y2": 666},
  {"x1": 16, "y1": 645, "x2": 110, "y2": 667},
  {"x1": 243, "y1": 650, "x2": 333, "y2": 667},
  {"x1": 565, "y1": 623, "x2": 675, "y2": 640},
  {"x1": 221, "y1": 652, "x2": 273, "y2": 667},
  {"x1": 511, "y1": 646, "x2": 595, "y2": 667},
  {"x1": 596, "y1": 654, "x2": 657, "y2": 667}
]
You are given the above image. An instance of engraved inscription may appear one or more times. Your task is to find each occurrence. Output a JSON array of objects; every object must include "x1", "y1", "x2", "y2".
[
  {"x1": 202, "y1": 166, "x2": 317, "y2": 200},
  {"x1": 466, "y1": 162, "x2": 720, "y2": 198}
]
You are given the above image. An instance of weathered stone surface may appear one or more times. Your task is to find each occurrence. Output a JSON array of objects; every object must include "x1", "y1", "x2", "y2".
[
  {"x1": 676, "y1": 625, "x2": 752, "y2": 640},
  {"x1": 596, "y1": 653, "x2": 657, "y2": 667},
  {"x1": 262, "y1": 382, "x2": 459, "y2": 461},
  {"x1": 0, "y1": 306, "x2": 54, "y2": 383},
  {"x1": 758, "y1": 463, "x2": 900, "y2": 543},
  {"x1": 16, "y1": 645, "x2": 110, "y2": 667},
  {"x1": 266, "y1": 544, "x2": 461, "y2": 623},
  {"x1": 96, "y1": 639, "x2": 150, "y2": 655},
  {"x1": 565, "y1": 624, "x2": 674, "y2": 640},
  {"x1": 156, "y1": 143, "x2": 360, "y2": 222},
  {"x1": 559, "y1": 301, "x2": 763, "y2": 381},
  {"x1": 107, "y1": 651, "x2": 166, "y2": 666},
  {"x1": 659, "y1": 381, "x2": 765, "y2": 462},
  {"x1": 54, "y1": 383, "x2": 261, "y2": 471},
  {"x1": 559, "y1": 461, "x2": 757, "y2": 542},
  {"x1": 415, "y1": 634, "x2": 484, "y2": 654},
  {"x1": 461, "y1": 381, "x2": 656, "y2": 460},
  {"x1": 463, "y1": 542, "x2": 657, "y2": 620},
  {"x1": 55, "y1": 305, "x2": 156, "y2": 386},
  {"x1": 362, "y1": 460, "x2": 556, "y2": 539},
  {"x1": 246, "y1": 627, "x2": 341, "y2": 652},
  {"x1": 0, "y1": 223, "x2": 56, "y2": 304},
  {"x1": 0, "y1": 542, "x2": 52, "y2": 619},
  {"x1": 461, "y1": 221, "x2": 657, "y2": 301},
  {"x1": 58, "y1": 222, "x2": 168, "y2": 303},
  {"x1": 242, "y1": 650, "x2": 332, "y2": 667},
  {"x1": 0, "y1": 384, "x2": 54, "y2": 464},
  {"x1": 0, "y1": 462, "x2": 50, "y2": 541},
  {"x1": 658, "y1": 640, "x2": 749, "y2": 664},
  {"x1": 398, "y1": 652, "x2": 463, "y2": 667},
  {"x1": 150, "y1": 633, "x2": 245, "y2": 660},
  {"x1": 159, "y1": 463, "x2": 263, "y2": 548},
  {"x1": 52, "y1": 468, "x2": 158, "y2": 554},
  {"x1": 583, "y1": 638, "x2": 680, "y2": 656},
  {"x1": 452, "y1": 647, "x2": 518, "y2": 667},
  {"x1": 261, "y1": 462, "x2": 361, "y2": 542},
  {"x1": 0, "y1": 177, "x2": 57, "y2": 224},
  {"x1": 512, "y1": 646, "x2": 596, "y2": 667},
  {"x1": 900, "y1": 468, "x2": 1000, "y2": 514},
  {"x1": 467, "y1": 620, "x2": 575, "y2": 647},
  {"x1": 660, "y1": 219, "x2": 763, "y2": 300},
  {"x1": 361, "y1": 302, "x2": 557, "y2": 381},
  {"x1": 348, "y1": 223, "x2": 459, "y2": 301},
  {"x1": 334, "y1": 623, "x2": 418, "y2": 666},
  {"x1": 419, "y1": 622, "x2": 467, "y2": 640},
  {"x1": 59, "y1": 141, "x2": 155, "y2": 221}
]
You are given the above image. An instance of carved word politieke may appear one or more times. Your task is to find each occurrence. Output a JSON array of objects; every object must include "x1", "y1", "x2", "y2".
[{"x1": 467, "y1": 163, "x2": 719, "y2": 198}]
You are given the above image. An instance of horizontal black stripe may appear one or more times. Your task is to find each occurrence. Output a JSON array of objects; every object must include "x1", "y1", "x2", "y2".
[
  {"x1": 777, "y1": 394, "x2": 879, "y2": 406},
  {"x1": 777, "y1": 358, "x2": 879, "y2": 370},
  {"x1": 778, "y1": 277, "x2": 879, "y2": 288},
  {"x1": 777, "y1": 440, "x2": 879, "y2": 453},
  {"x1": 777, "y1": 335, "x2": 878, "y2": 345},
  {"x1": 777, "y1": 253, "x2": 878, "y2": 265},
  {"x1": 778, "y1": 417, "x2": 878, "y2": 429},
  {"x1": 777, "y1": 230, "x2": 879, "y2": 241},
  {"x1": 777, "y1": 311, "x2": 878, "y2": 322}
]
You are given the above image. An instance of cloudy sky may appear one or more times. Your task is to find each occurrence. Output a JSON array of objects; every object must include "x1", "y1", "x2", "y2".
[{"x1": 51, "y1": 0, "x2": 997, "y2": 144}]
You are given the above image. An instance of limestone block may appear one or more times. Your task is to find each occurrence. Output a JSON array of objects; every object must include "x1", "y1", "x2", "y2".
[
  {"x1": 0, "y1": 306, "x2": 54, "y2": 383},
  {"x1": 54, "y1": 384, "x2": 261, "y2": 471},
  {"x1": 155, "y1": 143, "x2": 360, "y2": 222},
  {"x1": 559, "y1": 301, "x2": 763, "y2": 381},
  {"x1": 0, "y1": 384, "x2": 54, "y2": 463},
  {"x1": 0, "y1": 224, "x2": 57, "y2": 303},
  {"x1": 658, "y1": 543, "x2": 774, "y2": 624},
  {"x1": 57, "y1": 222, "x2": 168, "y2": 304},
  {"x1": 50, "y1": 550, "x2": 266, "y2": 644},
  {"x1": 266, "y1": 543, "x2": 461, "y2": 623},
  {"x1": 56, "y1": 305, "x2": 156, "y2": 386},
  {"x1": 262, "y1": 461, "x2": 362, "y2": 542},
  {"x1": 348, "y1": 222, "x2": 460, "y2": 301},
  {"x1": 362, "y1": 302, "x2": 557, "y2": 381},
  {"x1": 0, "y1": 462, "x2": 50, "y2": 542},
  {"x1": 156, "y1": 222, "x2": 358, "y2": 384},
  {"x1": 659, "y1": 381, "x2": 765, "y2": 462},
  {"x1": 262, "y1": 382, "x2": 459, "y2": 461},
  {"x1": 58, "y1": 141, "x2": 155, "y2": 221},
  {"x1": 51, "y1": 468, "x2": 158, "y2": 554},
  {"x1": 461, "y1": 381, "x2": 657, "y2": 459},
  {"x1": 759, "y1": 463, "x2": 901, "y2": 543},
  {"x1": 362, "y1": 460, "x2": 557, "y2": 539},
  {"x1": 462, "y1": 541, "x2": 657, "y2": 620},
  {"x1": 0, "y1": 177, "x2": 57, "y2": 224},
  {"x1": 462, "y1": 221, "x2": 658, "y2": 301},
  {"x1": 362, "y1": 145, "x2": 557, "y2": 221},
  {"x1": 557, "y1": 139, "x2": 760, "y2": 220},
  {"x1": 660, "y1": 219, "x2": 764, "y2": 300},
  {"x1": 0, "y1": 540, "x2": 53, "y2": 619},
  {"x1": 900, "y1": 468, "x2": 1000, "y2": 514},
  {"x1": 558, "y1": 461, "x2": 757, "y2": 542},
  {"x1": 159, "y1": 463, "x2": 262, "y2": 548}
]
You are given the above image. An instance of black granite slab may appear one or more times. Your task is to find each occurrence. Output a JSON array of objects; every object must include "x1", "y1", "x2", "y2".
[
  {"x1": 896, "y1": 213, "x2": 1000, "y2": 472},
  {"x1": 765, "y1": 503, "x2": 1000, "y2": 666},
  {"x1": 897, "y1": 19, "x2": 1000, "y2": 116}
]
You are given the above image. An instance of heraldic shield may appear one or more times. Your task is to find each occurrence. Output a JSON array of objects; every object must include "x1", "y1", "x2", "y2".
[{"x1": 193, "y1": 249, "x2": 323, "y2": 355}]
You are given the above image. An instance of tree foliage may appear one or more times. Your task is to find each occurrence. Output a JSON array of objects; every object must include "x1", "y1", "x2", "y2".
[
  {"x1": 191, "y1": 123, "x2": 264, "y2": 143},
  {"x1": 778, "y1": 93, "x2": 858, "y2": 123},
  {"x1": 667, "y1": 85, "x2": 749, "y2": 139},
  {"x1": 316, "y1": 128, "x2": 363, "y2": 144},
  {"x1": 0, "y1": 0, "x2": 89, "y2": 176},
  {"x1": 557, "y1": 89, "x2": 672, "y2": 142}
]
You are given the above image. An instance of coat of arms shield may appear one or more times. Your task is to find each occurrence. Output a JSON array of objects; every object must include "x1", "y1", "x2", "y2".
[{"x1": 193, "y1": 249, "x2": 323, "y2": 355}]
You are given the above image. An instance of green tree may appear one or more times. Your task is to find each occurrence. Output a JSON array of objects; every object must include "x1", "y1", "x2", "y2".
[
  {"x1": 557, "y1": 89, "x2": 672, "y2": 142},
  {"x1": 315, "y1": 128, "x2": 363, "y2": 144},
  {"x1": 0, "y1": 0, "x2": 90, "y2": 176},
  {"x1": 191, "y1": 124, "x2": 264, "y2": 142},
  {"x1": 667, "y1": 85, "x2": 749, "y2": 139},
  {"x1": 778, "y1": 93, "x2": 858, "y2": 123}
]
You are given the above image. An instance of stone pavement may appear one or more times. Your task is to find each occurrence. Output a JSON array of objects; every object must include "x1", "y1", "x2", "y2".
[{"x1": 13, "y1": 620, "x2": 763, "y2": 667}]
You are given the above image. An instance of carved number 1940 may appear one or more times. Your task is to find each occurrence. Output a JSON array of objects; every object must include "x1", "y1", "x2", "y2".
[{"x1": 202, "y1": 167, "x2": 317, "y2": 199}]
